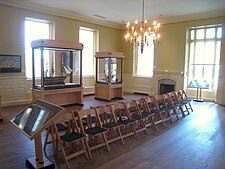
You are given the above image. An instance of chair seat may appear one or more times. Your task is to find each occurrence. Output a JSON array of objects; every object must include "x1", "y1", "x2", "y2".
[
  {"x1": 103, "y1": 122, "x2": 121, "y2": 128},
  {"x1": 118, "y1": 119, "x2": 136, "y2": 124},
  {"x1": 56, "y1": 123, "x2": 68, "y2": 132},
  {"x1": 60, "y1": 132, "x2": 86, "y2": 142},
  {"x1": 85, "y1": 126, "x2": 107, "y2": 135},
  {"x1": 142, "y1": 111, "x2": 154, "y2": 117},
  {"x1": 131, "y1": 115, "x2": 146, "y2": 120}
]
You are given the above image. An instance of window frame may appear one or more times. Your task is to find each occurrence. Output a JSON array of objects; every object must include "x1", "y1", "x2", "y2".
[{"x1": 186, "y1": 24, "x2": 222, "y2": 91}]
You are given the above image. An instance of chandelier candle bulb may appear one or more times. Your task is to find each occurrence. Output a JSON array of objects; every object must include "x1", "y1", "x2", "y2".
[{"x1": 124, "y1": 0, "x2": 161, "y2": 53}]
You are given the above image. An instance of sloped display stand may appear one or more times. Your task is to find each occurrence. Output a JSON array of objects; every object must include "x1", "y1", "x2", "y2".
[
  {"x1": 188, "y1": 79, "x2": 209, "y2": 102},
  {"x1": 11, "y1": 99, "x2": 65, "y2": 169}
]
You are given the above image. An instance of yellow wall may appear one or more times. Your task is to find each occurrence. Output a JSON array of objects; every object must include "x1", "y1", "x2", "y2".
[{"x1": 0, "y1": 4, "x2": 122, "y2": 77}]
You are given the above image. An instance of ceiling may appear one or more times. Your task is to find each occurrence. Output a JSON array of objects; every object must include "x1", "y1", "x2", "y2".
[{"x1": 1, "y1": 0, "x2": 225, "y2": 29}]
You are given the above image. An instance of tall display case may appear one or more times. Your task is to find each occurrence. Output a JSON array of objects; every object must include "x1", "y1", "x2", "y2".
[
  {"x1": 31, "y1": 39, "x2": 83, "y2": 106},
  {"x1": 95, "y1": 52, "x2": 124, "y2": 101}
]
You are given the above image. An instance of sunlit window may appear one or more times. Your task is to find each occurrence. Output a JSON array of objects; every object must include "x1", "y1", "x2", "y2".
[
  {"x1": 187, "y1": 25, "x2": 222, "y2": 90},
  {"x1": 25, "y1": 18, "x2": 53, "y2": 78},
  {"x1": 79, "y1": 27, "x2": 98, "y2": 76},
  {"x1": 134, "y1": 35, "x2": 154, "y2": 77}
]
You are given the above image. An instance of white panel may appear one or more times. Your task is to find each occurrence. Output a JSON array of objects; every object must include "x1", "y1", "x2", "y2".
[
  {"x1": 5, "y1": 81, "x2": 14, "y2": 86},
  {"x1": 5, "y1": 88, "x2": 14, "y2": 98},
  {"x1": 17, "y1": 87, "x2": 25, "y2": 97}
]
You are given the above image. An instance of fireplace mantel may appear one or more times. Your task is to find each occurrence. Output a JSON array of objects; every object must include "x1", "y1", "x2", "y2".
[{"x1": 153, "y1": 70, "x2": 184, "y2": 94}]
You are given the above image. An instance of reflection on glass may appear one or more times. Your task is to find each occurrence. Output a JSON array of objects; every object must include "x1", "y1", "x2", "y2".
[{"x1": 96, "y1": 57, "x2": 122, "y2": 84}]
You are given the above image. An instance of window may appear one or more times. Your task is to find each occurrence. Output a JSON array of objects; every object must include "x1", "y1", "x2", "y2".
[
  {"x1": 133, "y1": 35, "x2": 154, "y2": 77},
  {"x1": 186, "y1": 25, "x2": 222, "y2": 90},
  {"x1": 25, "y1": 17, "x2": 53, "y2": 78},
  {"x1": 79, "y1": 27, "x2": 98, "y2": 76}
]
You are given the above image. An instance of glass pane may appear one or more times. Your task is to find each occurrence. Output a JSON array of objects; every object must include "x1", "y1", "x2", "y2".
[
  {"x1": 25, "y1": 20, "x2": 50, "y2": 78},
  {"x1": 203, "y1": 65, "x2": 212, "y2": 84},
  {"x1": 206, "y1": 28, "x2": 215, "y2": 39},
  {"x1": 189, "y1": 42, "x2": 194, "y2": 64},
  {"x1": 190, "y1": 30, "x2": 195, "y2": 40},
  {"x1": 213, "y1": 65, "x2": 219, "y2": 90},
  {"x1": 194, "y1": 65, "x2": 203, "y2": 80},
  {"x1": 195, "y1": 42, "x2": 204, "y2": 64},
  {"x1": 79, "y1": 28, "x2": 94, "y2": 76},
  {"x1": 217, "y1": 27, "x2": 222, "y2": 38},
  {"x1": 215, "y1": 41, "x2": 221, "y2": 64},
  {"x1": 205, "y1": 41, "x2": 215, "y2": 64},
  {"x1": 137, "y1": 44, "x2": 154, "y2": 77},
  {"x1": 196, "y1": 29, "x2": 204, "y2": 39}
]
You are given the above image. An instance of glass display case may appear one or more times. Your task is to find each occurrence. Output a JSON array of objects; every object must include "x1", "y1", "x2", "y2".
[
  {"x1": 95, "y1": 52, "x2": 124, "y2": 101},
  {"x1": 31, "y1": 39, "x2": 83, "y2": 106}
]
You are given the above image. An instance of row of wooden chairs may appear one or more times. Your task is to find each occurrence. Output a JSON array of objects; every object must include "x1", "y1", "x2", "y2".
[{"x1": 44, "y1": 89, "x2": 193, "y2": 168}]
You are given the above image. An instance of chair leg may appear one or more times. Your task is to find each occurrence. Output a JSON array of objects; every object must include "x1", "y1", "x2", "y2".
[
  {"x1": 102, "y1": 134, "x2": 110, "y2": 152},
  {"x1": 130, "y1": 123, "x2": 139, "y2": 140},
  {"x1": 81, "y1": 139, "x2": 89, "y2": 159},
  {"x1": 150, "y1": 116, "x2": 157, "y2": 131},
  {"x1": 117, "y1": 127, "x2": 125, "y2": 145},
  {"x1": 84, "y1": 138, "x2": 92, "y2": 159}
]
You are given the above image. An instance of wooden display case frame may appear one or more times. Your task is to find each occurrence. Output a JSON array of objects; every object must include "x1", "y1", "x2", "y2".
[
  {"x1": 95, "y1": 52, "x2": 124, "y2": 101},
  {"x1": 31, "y1": 39, "x2": 83, "y2": 106}
]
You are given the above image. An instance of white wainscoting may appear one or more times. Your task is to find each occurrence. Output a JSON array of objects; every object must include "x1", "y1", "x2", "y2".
[{"x1": 0, "y1": 76, "x2": 30, "y2": 107}]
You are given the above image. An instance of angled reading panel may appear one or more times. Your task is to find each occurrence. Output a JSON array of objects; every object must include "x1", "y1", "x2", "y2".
[{"x1": 11, "y1": 99, "x2": 65, "y2": 140}]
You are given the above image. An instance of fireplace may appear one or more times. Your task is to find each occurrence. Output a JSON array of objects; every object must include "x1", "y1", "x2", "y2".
[{"x1": 158, "y1": 79, "x2": 176, "y2": 94}]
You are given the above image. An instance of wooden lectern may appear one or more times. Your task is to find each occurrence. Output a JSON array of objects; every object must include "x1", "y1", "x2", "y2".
[{"x1": 11, "y1": 99, "x2": 65, "y2": 169}]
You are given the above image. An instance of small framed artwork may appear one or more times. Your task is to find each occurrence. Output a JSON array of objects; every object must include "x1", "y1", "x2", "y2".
[{"x1": 0, "y1": 55, "x2": 21, "y2": 73}]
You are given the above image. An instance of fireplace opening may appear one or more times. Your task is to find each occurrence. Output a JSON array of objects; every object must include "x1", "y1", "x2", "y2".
[
  {"x1": 158, "y1": 79, "x2": 176, "y2": 94},
  {"x1": 160, "y1": 84, "x2": 175, "y2": 94}
]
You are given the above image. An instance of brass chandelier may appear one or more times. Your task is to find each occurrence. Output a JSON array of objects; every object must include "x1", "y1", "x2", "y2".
[{"x1": 124, "y1": 0, "x2": 161, "y2": 53}]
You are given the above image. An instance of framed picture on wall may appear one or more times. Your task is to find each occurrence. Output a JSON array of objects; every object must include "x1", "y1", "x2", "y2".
[{"x1": 0, "y1": 55, "x2": 21, "y2": 73}]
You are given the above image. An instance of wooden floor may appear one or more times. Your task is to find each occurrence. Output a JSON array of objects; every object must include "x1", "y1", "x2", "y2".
[{"x1": 1, "y1": 94, "x2": 225, "y2": 169}]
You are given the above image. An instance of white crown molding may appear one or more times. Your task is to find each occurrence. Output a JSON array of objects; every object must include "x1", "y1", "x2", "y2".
[
  {"x1": 0, "y1": 0, "x2": 123, "y2": 30},
  {"x1": 160, "y1": 10, "x2": 225, "y2": 24}
]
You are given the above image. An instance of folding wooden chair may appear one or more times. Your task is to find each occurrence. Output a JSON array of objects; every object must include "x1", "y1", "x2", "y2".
[
  {"x1": 132, "y1": 98, "x2": 156, "y2": 130},
  {"x1": 109, "y1": 102, "x2": 139, "y2": 140},
  {"x1": 122, "y1": 100, "x2": 149, "y2": 136},
  {"x1": 142, "y1": 95, "x2": 165, "y2": 130},
  {"x1": 43, "y1": 122, "x2": 68, "y2": 155},
  {"x1": 169, "y1": 91, "x2": 187, "y2": 117},
  {"x1": 76, "y1": 108, "x2": 110, "y2": 152},
  {"x1": 94, "y1": 105, "x2": 124, "y2": 145},
  {"x1": 153, "y1": 94, "x2": 172, "y2": 127},
  {"x1": 53, "y1": 111, "x2": 91, "y2": 169},
  {"x1": 178, "y1": 89, "x2": 193, "y2": 114}
]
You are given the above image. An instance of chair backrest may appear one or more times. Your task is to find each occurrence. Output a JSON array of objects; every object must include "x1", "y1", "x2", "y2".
[
  {"x1": 142, "y1": 96, "x2": 156, "y2": 112},
  {"x1": 109, "y1": 102, "x2": 129, "y2": 120},
  {"x1": 169, "y1": 91, "x2": 180, "y2": 104},
  {"x1": 54, "y1": 111, "x2": 81, "y2": 134},
  {"x1": 76, "y1": 108, "x2": 102, "y2": 130},
  {"x1": 154, "y1": 94, "x2": 166, "y2": 109},
  {"x1": 132, "y1": 98, "x2": 148, "y2": 113},
  {"x1": 180, "y1": 89, "x2": 189, "y2": 99},
  {"x1": 122, "y1": 101, "x2": 140, "y2": 117},
  {"x1": 162, "y1": 93, "x2": 174, "y2": 107},
  {"x1": 95, "y1": 105, "x2": 117, "y2": 124}
]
